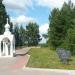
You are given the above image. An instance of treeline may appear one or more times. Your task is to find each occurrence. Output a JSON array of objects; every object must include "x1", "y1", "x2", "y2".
[
  {"x1": 0, "y1": 0, "x2": 41, "y2": 48},
  {"x1": 48, "y1": 0, "x2": 75, "y2": 54},
  {"x1": 14, "y1": 22, "x2": 41, "y2": 47}
]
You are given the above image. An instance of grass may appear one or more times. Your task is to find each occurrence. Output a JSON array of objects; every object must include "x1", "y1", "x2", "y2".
[{"x1": 27, "y1": 47, "x2": 75, "y2": 70}]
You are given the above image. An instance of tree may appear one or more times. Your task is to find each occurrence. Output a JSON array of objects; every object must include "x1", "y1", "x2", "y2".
[
  {"x1": 14, "y1": 24, "x2": 28, "y2": 47},
  {"x1": 42, "y1": 34, "x2": 48, "y2": 39},
  {"x1": 0, "y1": 0, "x2": 12, "y2": 34},
  {"x1": 26, "y1": 22, "x2": 41, "y2": 46},
  {"x1": 48, "y1": 8, "x2": 61, "y2": 48},
  {"x1": 19, "y1": 25, "x2": 27, "y2": 46},
  {"x1": 13, "y1": 24, "x2": 20, "y2": 47},
  {"x1": 60, "y1": 27, "x2": 75, "y2": 55},
  {"x1": 48, "y1": 1, "x2": 75, "y2": 49}
]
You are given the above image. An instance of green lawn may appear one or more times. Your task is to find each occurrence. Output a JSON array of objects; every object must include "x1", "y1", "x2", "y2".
[{"x1": 27, "y1": 47, "x2": 75, "y2": 70}]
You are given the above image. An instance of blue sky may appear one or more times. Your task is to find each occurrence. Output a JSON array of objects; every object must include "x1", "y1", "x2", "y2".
[{"x1": 3, "y1": 0, "x2": 74, "y2": 43}]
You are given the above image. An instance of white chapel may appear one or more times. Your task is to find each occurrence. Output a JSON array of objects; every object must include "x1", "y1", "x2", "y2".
[{"x1": 0, "y1": 18, "x2": 15, "y2": 57}]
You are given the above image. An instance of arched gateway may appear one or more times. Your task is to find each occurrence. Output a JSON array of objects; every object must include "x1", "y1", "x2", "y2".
[{"x1": 0, "y1": 18, "x2": 15, "y2": 57}]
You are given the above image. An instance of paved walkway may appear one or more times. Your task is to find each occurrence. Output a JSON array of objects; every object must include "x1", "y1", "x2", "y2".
[
  {"x1": 20, "y1": 68, "x2": 75, "y2": 75},
  {"x1": 0, "y1": 47, "x2": 75, "y2": 75},
  {"x1": 0, "y1": 47, "x2": 30, "y2": 74}
]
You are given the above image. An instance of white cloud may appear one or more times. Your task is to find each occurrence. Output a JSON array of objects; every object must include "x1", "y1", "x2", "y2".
[
  {"x1": 39, "y1": 23, "x2": 49, "y2": 43},
  {"x1": 3, "y1": 0, "x2": 75, "y2": 12},
  {"x1": 39, "y1": 23, "x2": 49, "y2": 34},
  {"x1": 39, "y1": 35, "x2": 47, "y2": 44},
  {"x1": 10, "y1": 15, "x2": 35, "y2": 25},
  {"x1": 16, "y1": 15, "x2": 35, "y2": 24},
  {"x1": 3, "y1": 0, "x2": 33, "y2": 11},
  {"x1": 35, "y1": 0, "x2": 69, "y2": 9}
]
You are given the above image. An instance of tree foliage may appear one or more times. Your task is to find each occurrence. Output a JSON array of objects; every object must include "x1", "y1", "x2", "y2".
[
  {"x1": 14, "y1": 22, "x2": 41, "y2": 47},
  {"x1": 48, "y1": 0, "x2": 75, "y2": 53},
  {"x1": 42, "y1": 34, "x2": 48, "y2": 39},
  {"x1": 26, "y1": 22, "x2": 41, "y2": 46},
  {"x1": 61, "y1": 27, "x2": 75, "y2": 55},
  {"x1": 0, "y1": 0, "x2": 12, "y2": 34},
  {"x1": 14, "y1": 25, "x2": 20, "y2": 47},
  {"x1": 14, "y1": 25, "x2": 27, "y2": 47}
]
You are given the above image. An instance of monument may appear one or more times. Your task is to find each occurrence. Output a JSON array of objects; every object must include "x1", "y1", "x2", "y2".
[{"x1": 0, "y1": 18, "x2": 15, "y2": 57}]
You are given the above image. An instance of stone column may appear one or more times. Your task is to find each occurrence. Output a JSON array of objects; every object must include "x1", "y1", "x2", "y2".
[
  {"x1": 10, "y1": 42, "x2": 13, "y2": 57},
  {"x1": 0, "y1": 42, "x2": 1, "y2": 56},
  {"x1": 13, "y1": 41, "x2": 15, "y2": 54},
  {"x1": 5, "y1": 43, "x2": 8, "y2": 56},
  {"x1": 3, "y1": 42, "x2": 5, "y2": 55}
]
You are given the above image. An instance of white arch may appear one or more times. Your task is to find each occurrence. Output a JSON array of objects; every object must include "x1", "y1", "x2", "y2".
[{"x1": 0, "y1": 18, "x2": 15, "y2": 57}]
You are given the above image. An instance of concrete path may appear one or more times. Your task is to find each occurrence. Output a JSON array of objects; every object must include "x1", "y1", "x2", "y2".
[
  {"x1": 0, "y1": 67, "x2": 75, "y2": 75},
  {"x1": 23, "y1": 68, "x2": 75, "y2": 75},
  {"x1": 0, "y1": 47, "x2": 30, "y2": 75},
  {"x1": 0, "y1": 47, "x2": 75, "y2": 75},
  {"x1": 19, "y1": 68, "x2": 73, "y2": 75}
]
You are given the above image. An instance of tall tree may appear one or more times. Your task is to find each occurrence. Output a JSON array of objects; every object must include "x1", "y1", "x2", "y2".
[
  {"x1": 26, "y1": 22, "x2": 41, "y2": 46},
  {"x1": 48, "y1": 8, "x2": 61, "y2": 48},
  {"x1": 14, "y1": 24, "x2": 28, "y2": 47},
  {"x1": 14, "y1": 25, "x2": 20, "y2": 47},
  {"x1": 0, "y1": 0, "x2": 12, "y2": 34},
  {"x1": 19, "y1": 25, "x2": 27, "y2": 46},
  {"x1": 61, "y1": 27, "x2": 75, "y2": 55},
  {"x1": 48, "y1": 1, "x2": 75, "y2": 49}
]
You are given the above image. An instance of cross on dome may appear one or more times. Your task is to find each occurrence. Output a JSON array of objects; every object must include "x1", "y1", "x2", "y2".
[
  {"x1": 6, "y1": 18, "x2": 9, "y2": 24},
  {"x1": 5, "y1": 18, "x2": 10, "y2": 29}
]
